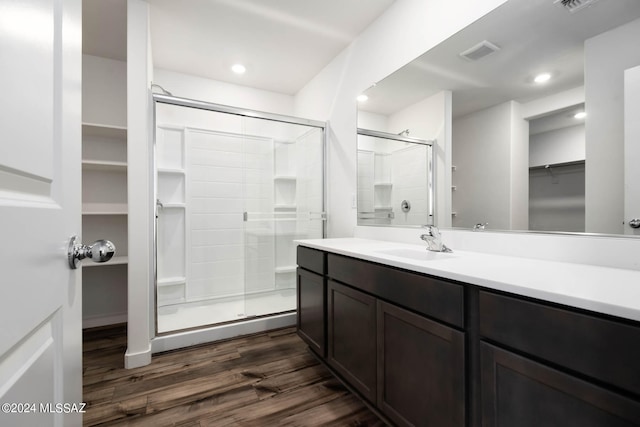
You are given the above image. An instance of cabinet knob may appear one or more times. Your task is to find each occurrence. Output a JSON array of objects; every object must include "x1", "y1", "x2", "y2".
[{"x1": 629, "y1": 218, "x2": 640, "y2": 229}]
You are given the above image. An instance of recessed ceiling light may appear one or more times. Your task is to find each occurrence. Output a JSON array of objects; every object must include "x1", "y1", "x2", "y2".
[
  {"x1": 534, "y1": 73, "x2": 551, "y2": 84},
  {"x1": 356, "y1": 94, "x2": 368, "y2": 102},
  {"x1": 231, "y1": 64, "x2": 246, "y2": 74},
  {"x1": 574, "y1": 112, "x2": 587, "y2": 119}
]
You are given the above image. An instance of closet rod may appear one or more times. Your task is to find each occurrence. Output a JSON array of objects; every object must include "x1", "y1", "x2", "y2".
[{"x1": 529, "y1": 159, "x2": 585, "y2": 170}]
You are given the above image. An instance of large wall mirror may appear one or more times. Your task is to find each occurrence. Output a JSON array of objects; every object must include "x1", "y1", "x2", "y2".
[{"x1": 357, "y1": 0, "x2": 640, "y2": 236}]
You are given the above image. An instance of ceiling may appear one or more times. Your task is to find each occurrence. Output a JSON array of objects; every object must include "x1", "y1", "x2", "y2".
[
  {"x1": 83, "y1": 0, "x2": 395, "y2": 95},
  {"x1": 360, "y1": 0, "x2": 640, "y2": 118}
]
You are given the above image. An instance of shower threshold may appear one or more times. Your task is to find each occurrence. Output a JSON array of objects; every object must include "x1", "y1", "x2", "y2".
[{"x1": 157, "y1": 288, "x2": 296, "y2": 334}]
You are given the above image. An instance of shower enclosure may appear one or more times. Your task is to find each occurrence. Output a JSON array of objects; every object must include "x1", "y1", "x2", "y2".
[
  {"x1": 153, "y1": 95, "x2": 325, "y2": 335},
  {"x1": 356, "y1": 128, "x2": 434, "y2": 227}
]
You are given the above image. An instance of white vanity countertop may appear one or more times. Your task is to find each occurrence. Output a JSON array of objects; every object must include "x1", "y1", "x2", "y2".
[{"x1": 296, "y1": 238, "x2": 640, "y2": 323}]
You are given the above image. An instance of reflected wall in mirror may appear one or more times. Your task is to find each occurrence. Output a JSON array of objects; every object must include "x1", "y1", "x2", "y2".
[
  {"x1": 357, "y1": 0, "x2": 640, "y2": 236},
  {"x1": 357, "y1": 129, "x2": 434, "y2": 226}
]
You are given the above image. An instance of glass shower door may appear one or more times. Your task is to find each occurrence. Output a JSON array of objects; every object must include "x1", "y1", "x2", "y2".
[
  {"x1": 242, "y1": 119, "x2": 325, "y2": 319},
  {"x1": 154, "y1": 100, "x2": 324, "y2": 334}
]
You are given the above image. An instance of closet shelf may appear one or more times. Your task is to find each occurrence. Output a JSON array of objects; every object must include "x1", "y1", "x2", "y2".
[
  {"x1": 82, "y1": 256, "x2": 128, "y2": 268},
  {"x1": 160, "y1": 203, "x2": 186, "y2": 209},
  {"x1": 82, "y1": 122, "x2": 127, "y2": 138},
  {"x1": 274, "y1": 175, "x2": 297, "y2": 181},
  {"x1": 374, "y1": 182, "x2": 392, "y2": 187},
  {"x1": 274, "y1": 204, "x2": 297, "y2": 210},
  {"x1": 82, "y1": 160, "x2": 128, "y2": 172},
  {"x1": 275, "y1": 266, "x2": 296, "y2": 274},
  {"x1": 83, "y1": 203, "x2": 128, "y2": 215}
]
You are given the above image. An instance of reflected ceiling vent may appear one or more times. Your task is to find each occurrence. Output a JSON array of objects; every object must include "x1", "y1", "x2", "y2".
[
  {"x1": 459, "y1": 40, "x2": 500, "y2": 62},
  {"x1": 554, "y1": 0, "x2": 600, "y2": 13}
]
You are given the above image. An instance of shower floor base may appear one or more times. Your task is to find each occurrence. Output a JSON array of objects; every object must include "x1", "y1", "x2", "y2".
[{"x1": 157, "y1": 288, "x2": 296, "y2": 333}]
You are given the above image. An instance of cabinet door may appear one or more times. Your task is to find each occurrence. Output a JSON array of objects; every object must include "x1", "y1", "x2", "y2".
[
  {"x1": 327, "y1": 280, "x2": 377, "y2": 402},
  {"x1": 377, "y1": 301, "x2": 465, "y2": 427},
  {"x1": 481, "y1": 342, "x2": 640, "y2": 427},
  {"x1": 297, "y1": 268, "x2": 326, "y2": 357}
]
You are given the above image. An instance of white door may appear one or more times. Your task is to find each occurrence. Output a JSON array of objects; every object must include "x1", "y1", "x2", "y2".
[
  {"x1": 0, "y1": 0, "x2": 83, "y2": 426},
  {"x1": 624, "y1": 65, "x2": 640, "y2": 236}
]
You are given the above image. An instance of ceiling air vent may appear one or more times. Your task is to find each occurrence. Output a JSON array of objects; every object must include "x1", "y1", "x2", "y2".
[
  {"x1": 554, "y1": 0, "x2": 600, "y2": 13},
  {"x1": 459, "y1": 41, "x2": 500, "y2": 62}
]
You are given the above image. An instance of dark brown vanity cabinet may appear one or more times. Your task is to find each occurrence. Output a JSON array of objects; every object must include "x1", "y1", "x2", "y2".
[
  {"x1": 479, "y1": 291, "x2": 640, "y2": 426},
  {"x1": 481, "y1": 342, "x2": 640, "y2": 427},
  {"x1": 327, "y1": 280, "x2": 377, "y2": 402},
  {"x1": 377, "y1": 300, "x2": 465, "y2": 426},
  {"x1": 296, "y1": 246, "x2": 326, "y2": 357},
  {"x1": 296, "y1": 246, "x2": 640, "y2": 427},
  {"x1": 324, "y1": 251, "x2": 466, "y2": 426}
]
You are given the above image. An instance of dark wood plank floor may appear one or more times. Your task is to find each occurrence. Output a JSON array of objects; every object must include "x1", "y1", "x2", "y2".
[{"x1": 83, "y1": 325, "x2": 384, "y2": 426}]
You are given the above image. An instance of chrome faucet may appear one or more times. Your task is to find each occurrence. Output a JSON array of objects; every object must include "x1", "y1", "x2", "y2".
[
  {"x1": 473, "y1": 222, "x2": 488, "y2": 232},
  {"x1": 420, "y1": 225, "x2": 452, "y2": 253}
]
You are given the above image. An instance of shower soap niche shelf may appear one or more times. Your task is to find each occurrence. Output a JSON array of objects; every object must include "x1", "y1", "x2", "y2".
[
  {"x1": 275, "y1": 266, "x2": 296, "y2": 274},
  {"x1": 158, "y1": 277, "x2": 187, "y2": 287},
  {"x1": 157, "y1": 168, "x2": 185, "y2": 174}
]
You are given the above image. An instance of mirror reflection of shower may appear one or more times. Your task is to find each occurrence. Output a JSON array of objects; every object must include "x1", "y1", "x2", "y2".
[
  {"x1": 357, "y1": 128, "x2": 434, "y2": 227},
  {"x1": 154, "y1": 96, "x2": 325, "y2": 334}
]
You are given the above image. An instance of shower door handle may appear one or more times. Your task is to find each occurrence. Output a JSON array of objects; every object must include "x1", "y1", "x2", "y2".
[{"x1": 67, "y1": 235, "x2": 116, "y2": 269}]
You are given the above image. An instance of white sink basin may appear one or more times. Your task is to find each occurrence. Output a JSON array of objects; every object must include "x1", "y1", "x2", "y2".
[{"x1": 374, "y1": 247, "x2": 454, "y2": 261}]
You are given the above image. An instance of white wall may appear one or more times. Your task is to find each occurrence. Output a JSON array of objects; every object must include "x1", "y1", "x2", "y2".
[
  {"x1": 452, "y1": 101, "x2": 512, "y2": 230},
  {"x1": 357, "y1": 110, "x2": 388, "y2": 131},
  {"x1": 530, "y1": 125, "x2": 585, "y2": 167},
  {"x1": 509, "y1": 101, "x2": 529, "y2": 231},
  {"x1": 83, "y1": 55, "x2": 127, "y2": 127},
  {"x1": 585, "y1": 17, "x2": 640, "y2": 234},
  {"x1": 153, "y1": 68, "x2": 294, "y2": 116},
  {"x1": 126, "y1": 0, "x2": 153, "y2": 369},
  {"x1": 294, "y1": 0, "x2": 509, "y2": 237},
  {"x1": 452, "y1": 100, "x2": 528, "y2": 231}
]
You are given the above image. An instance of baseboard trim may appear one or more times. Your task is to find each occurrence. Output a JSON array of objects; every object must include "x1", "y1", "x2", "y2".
[{"x1": 124, "y1": 345, "x2": 152, "y2": 369}]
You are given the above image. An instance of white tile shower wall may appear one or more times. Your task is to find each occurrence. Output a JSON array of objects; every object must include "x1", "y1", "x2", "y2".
[
  {"x1": 186, "y1": 129, "x2": 275, "y2": 300},
  {"x1": 391, "y1": 144, "x2": 429, "y2": 226}
]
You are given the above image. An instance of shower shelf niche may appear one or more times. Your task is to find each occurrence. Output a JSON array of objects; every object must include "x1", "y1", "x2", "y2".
[
  {"x1": 156, "y1": 126, "x2": 187, "y2": 307},
  {"x1": 158, "y1": 277, "x2": 187, "y2": 287}
]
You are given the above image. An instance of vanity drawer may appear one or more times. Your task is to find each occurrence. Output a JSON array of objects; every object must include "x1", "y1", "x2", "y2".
[
  {"x1": 327, "y1": 253, "x2": 464, "y2": 328},
  {"x1": 479, "y1": 291, "x2": 640, "y2": 395},
  {"x1": 297, "y1": 246, "x2": 326, "y2": 275}
]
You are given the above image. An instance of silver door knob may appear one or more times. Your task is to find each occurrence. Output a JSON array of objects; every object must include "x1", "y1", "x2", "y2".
[
  {"x1": 67, "y1": 235, "x2": 115, "y2": 269},
  {"x1": 629, "y1": 218, "x2": 640, "y2": 229}
]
